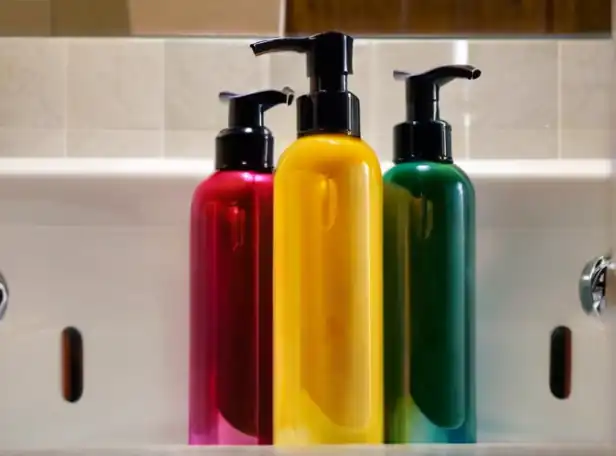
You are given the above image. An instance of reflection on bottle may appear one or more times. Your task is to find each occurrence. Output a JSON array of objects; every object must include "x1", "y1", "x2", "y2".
[{"x1": 274, "y1": 163, "x2": 381, "y2": 444}]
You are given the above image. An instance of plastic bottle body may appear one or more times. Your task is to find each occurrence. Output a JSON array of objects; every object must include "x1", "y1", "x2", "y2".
[
  {"x1": 383, "y1": 162, "x2": 476, "y2": 444},
  {"x1": 273, "y1": 135, "x2": 383, "y2": 445},
  {"x1": 189, "y1": 170, "x2": 273, "y2": 445}
]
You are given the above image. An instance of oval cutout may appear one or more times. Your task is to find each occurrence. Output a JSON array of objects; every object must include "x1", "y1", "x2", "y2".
[
  {"x1": 0, "y1": 271, "x2": 9, "y2": 321},
  {"x1": 61, "y1": 327, "x2": 83, "y2": 403},
  {"x1": 549, "y1": 325, "x2": 572, "y2": 400}
]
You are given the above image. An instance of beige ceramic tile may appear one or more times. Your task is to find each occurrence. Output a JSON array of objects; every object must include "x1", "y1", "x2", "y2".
[
  {"x1": 468, "y1": 40, "x2": 558, "y2": 129},
  {"x1": 371, "y1": 40, "x2": 467, "y2": 160},
  {"x1": 0, "y1": 0, "x2": 51, "y2": 36},
  {"x1": 268, "y1": 39, "x2": 375, "y2": 151},
  {"x1": 164, "y1": 130, "x2": 218, "y2": 158},
  {"x1": 67, "y1": 129, "x2": 162, "y2": 157},
  {"x1": 560, "y1": 129, "x2": 611, "y2": 159},
  {"x1": 0, "y1": 38, "x2": 65, "y2": 127},
  {"x1": 130, "y1": 0, "x2": 281, "y2": 36},
  {"x1": 0, "y1": 127, "x2": 64, "y2": 156},
  {"x1": 467, "y1": 40, "x2": 559, "y2": 159},
  {"x1": 165, "y1": 39, "x2": 269, "y2": 131},
  {"x1": 469, "y1": 128, "x2": 558, "y2": 159},
  {"x1": 560, "y1": 41, "x2": 612, "y2": 120},
  {"x1": 559, "y1": 41, "x2": 612, "y2": 158},
  {"x1": 67, "y1": 39, "x2": 164, "y2": 130}
]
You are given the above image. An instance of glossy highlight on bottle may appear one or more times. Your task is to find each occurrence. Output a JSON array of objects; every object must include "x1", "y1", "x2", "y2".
[
  {"x1": 273, "y1": 135, "x2": 384, "y2": 445},
  {"x1": 383, "y1": 170, "x2": 476, "y2": 444}
]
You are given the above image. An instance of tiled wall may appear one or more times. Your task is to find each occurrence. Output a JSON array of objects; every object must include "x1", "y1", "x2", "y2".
[{"x1": 0, "y1": 37, "x2": 611, "y2": 161}]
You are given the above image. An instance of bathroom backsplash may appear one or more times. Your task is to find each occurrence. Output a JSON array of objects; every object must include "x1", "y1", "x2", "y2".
[{"x1": 0, "y1": 36, "x2": 611, "y2": 161}]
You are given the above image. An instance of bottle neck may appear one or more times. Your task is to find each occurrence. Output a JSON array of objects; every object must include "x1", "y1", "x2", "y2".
[
  {"x1": 310, "y1": 75, "x2": 348, "y2": 93},
  {"x1": 215, "y1": 127, "x2": 274, "y2": 172},
  {"x1": 296, "y1": 91, "x2": 361, "y2": 138},
  {"x1": 407, "y1": 99, "x2": 440, "y2": 122},
  {"x1": 393, "y1": 120, "x2": 453, "y2": 164},
  {"x1": 406, "y1": 84, "x2": 440, "y2": 121}
]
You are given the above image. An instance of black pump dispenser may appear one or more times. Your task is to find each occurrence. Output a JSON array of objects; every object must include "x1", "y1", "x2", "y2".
[
  {"x1": 216, "y1": 88, "x2": 294, "y2": 171},
  {"x1": 250, "y1": 32, "x2": 360, "y2": 138},
  {"x1": 393, "y1": 65, "x2": 481, "y2": 164}
]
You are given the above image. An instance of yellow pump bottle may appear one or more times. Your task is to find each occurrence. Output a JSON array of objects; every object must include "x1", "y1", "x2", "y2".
[{"x1": 251, "y1": 32, "x2": 383, "y2": 445}]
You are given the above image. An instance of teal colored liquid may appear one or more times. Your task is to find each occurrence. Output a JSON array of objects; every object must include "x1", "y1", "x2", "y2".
[{"x1": 383, "y1": 161, "x2": 476, "y2": 444}]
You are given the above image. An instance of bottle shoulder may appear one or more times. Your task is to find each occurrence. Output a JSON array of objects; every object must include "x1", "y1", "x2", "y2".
[
  {"x1": 192, "y1": 171, "x2": 273, "y2": 204},
  {"x1": 384, "y1": 161, "x2": 473, "y2": 188},
  {"x1": 277, "y1": 135, "x2": 380, "y2": 172}
]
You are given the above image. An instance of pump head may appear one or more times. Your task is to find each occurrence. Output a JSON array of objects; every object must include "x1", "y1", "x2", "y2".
[
  {"x1": 251, "y1": 31, "x2": 353, "y2": 92},
  {"x1": 250, "y1": 32, "x2": 360, "y2": 138},
  {"x1": 219, "y1": 88, "x2": 294, "y2": 128},
  {"x1": 394, "y1": 65, "x2": 481, "y2": 122},
  {"x1": 216, "y1": 88, "x2": 294, "y2": 171},
  {"x1": 392, "y1": 65, "x2": 481, "y2": 163}
]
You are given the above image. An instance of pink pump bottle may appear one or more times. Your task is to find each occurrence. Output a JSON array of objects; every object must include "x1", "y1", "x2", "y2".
[{"x1": 189, "y1": 88, "x2": 294, "y2": 445}]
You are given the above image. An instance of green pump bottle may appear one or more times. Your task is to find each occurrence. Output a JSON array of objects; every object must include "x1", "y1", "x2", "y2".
[{"x1": 383, "y1": 65, "x2": 481, "y2": 444}]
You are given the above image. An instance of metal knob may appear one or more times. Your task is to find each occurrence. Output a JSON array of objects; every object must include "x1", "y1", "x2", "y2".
[
  {"x1": 579, "y1": 255, "x2": 613, "y2": 317},
  {"x1": 0, "y1": 271, "x2": 8, "y2": 320}
]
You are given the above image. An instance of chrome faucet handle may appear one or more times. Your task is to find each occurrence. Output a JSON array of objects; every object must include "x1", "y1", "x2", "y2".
[
  {"x1": 580, "y1": 254, "x2": 613, "y2": 317},
  {"x1": 0, "y1": 271, "x2": 8, "y2": 320}
]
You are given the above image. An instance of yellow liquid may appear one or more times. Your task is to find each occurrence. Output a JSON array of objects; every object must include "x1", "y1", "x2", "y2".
[{"x1": 273, "y1": 135, "x2": 383, "y2": 445}]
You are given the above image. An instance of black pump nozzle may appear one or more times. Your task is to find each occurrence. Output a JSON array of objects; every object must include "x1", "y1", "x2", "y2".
[
  {"x1": 251, "y1": 32, "x2": 353, "y2": 92},
  {"x1": 216, "y1": 88, "x2": 294, "y2": 171},
  {"x1": 219, "y1": 87, "x2": 294, "y2": 128},
  {"x1": 250, "y1": 32, "x2": 360, "y2": 138},
  {"x1": 393, "y1": 65, "x2": 481, "y2": 163},
  {"x1": 394, "y1": 65, "x2": 481, "y2": 122}
]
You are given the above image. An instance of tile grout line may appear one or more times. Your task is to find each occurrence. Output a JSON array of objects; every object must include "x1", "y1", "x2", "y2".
[
  {"x1": 457, "y1": 39, "x2": 471, "y2": 160},
  {"x1": 367, "y1": 40, "x2": 376, "y2": 153},
  {"x1": 63, "y1": 38, "x2": 69, "y2": 158},
  {"x1": 556, "y1": 40, "x2": 563, "y2": 159},
  {"x1": 278, "y1": 0, "x2": 286, "y2": 36},
  {"x1": 464, "y1": 114, "x2": 471, "y2": 160},
  {"x1": 161, "y1": 39, "x2": 167, "y2": 159}
]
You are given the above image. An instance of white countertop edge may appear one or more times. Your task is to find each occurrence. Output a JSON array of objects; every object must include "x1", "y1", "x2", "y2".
[
  {"x1": 0, "y1": 444, "x2": 614, "y2": 455},
  {"x1": 0, "y1": 158, "x2": 609, "y2": 180}
]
